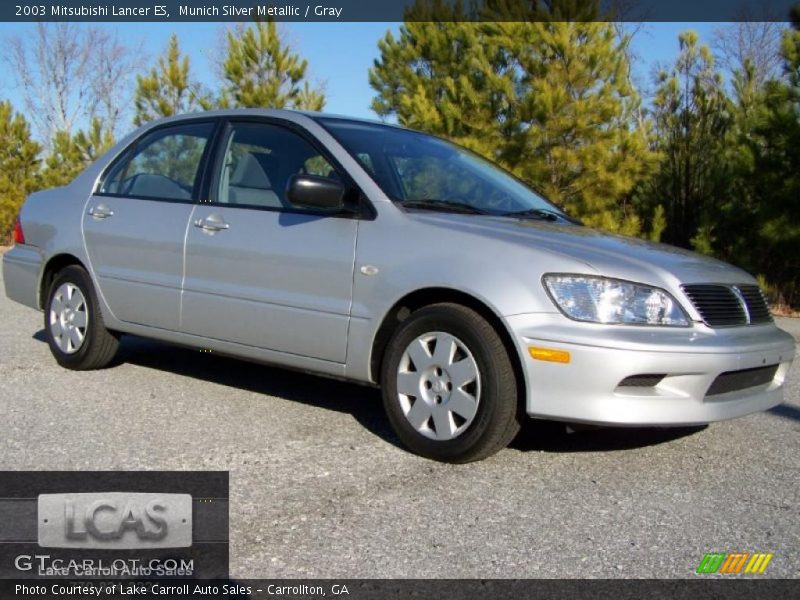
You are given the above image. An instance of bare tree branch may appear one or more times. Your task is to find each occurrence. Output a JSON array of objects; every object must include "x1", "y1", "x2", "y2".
[
  {"x1": 712, "y1": 17, "x2": 786, "y2": 86},
  {"x1": 4, "y1": 24, "x2": 144, "y2": 147},
  {"x1": 89, "y1": 29, "x2": 143, "y2": 135}
]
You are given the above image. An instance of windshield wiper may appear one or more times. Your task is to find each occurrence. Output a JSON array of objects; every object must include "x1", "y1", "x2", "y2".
[
  {"x1": 401, "y1": 199, "x2": 491, "y2": 215},
  {"x1": 500, "y1": 207, "x2": 572, "y2": 222}
]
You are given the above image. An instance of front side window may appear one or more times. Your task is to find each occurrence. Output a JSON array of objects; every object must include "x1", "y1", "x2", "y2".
[
  {"x1": 100, "y1": 122, "x2": 215, "y2": 201},
  {"x1": 215, "y1": 122, "x2": 340, "y2": 209}
]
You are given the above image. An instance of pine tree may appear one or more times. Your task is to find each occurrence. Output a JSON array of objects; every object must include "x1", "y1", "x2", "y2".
[
  {"x1": 369, "y1": 0, "x2": 653, "y2": 233},
  {"x1": 134, "y1": 34, "x2": 212, "y2": 125},
  {"x1": 220, "y1": 21, "x2": 325, "y2": 110},
  {"x1": 369, "y1": 4, "x2": 495, "y2": 153},
  {"x1": 642, "y1": 17, "x2": 799, "y2": 307},
  {"x1": 731, "y1": 9, "x2": 800, "y2": 306},
  {"x1": 687, "y1": 60, "x2": 760, "y2": 266},
  {"x1": 485, "y1": 18, "x2": 654, "y2": 233},
  {"x1": 0, "y1": 101, "x2": 40, "y2": 241},
  {"x1": 40, "y1": 118, "x2": 115, "y2": 189},
  {"x1": 647, "y1": 31, "x2": 731, "y2": 250}
]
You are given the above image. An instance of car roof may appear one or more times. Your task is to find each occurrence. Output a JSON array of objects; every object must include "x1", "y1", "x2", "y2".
[{"x1": 142, "y1": 108, "x2": 407, "y2": 132}]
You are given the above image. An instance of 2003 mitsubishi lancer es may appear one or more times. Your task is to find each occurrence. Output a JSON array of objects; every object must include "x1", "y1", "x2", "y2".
[{"x1": 3, "y1": 110, "x2": 795, "y2": 462}]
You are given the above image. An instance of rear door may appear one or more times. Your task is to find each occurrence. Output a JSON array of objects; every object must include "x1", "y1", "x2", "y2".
[
  {"x1": 181, "y1": 120, "x2": 359, "y2": 363},
  {"x1": 82, "y1": 121, "x2": 216, "y2": 330}
]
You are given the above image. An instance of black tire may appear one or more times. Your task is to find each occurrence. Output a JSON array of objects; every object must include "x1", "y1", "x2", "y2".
[
  {"x1": 381, "y1": 303, "x2": 521, "y2": 463},
  {"x1": 44, "y1": 265, "x2": 119, "y2": 370}
]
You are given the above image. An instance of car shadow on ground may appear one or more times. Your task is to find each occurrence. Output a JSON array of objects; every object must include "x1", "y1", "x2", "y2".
[
  {"x1": 33, "y1": 330, "x2": 710, "y2": 455},
  {"x1": 33, "y1": 329, "x2": 405, "y2": 445},
  {"x1": 768, "y1": 403, "x2": 800, "y2": 422},
  {"x1": 510, "y1": 421, "x2": 707, "y2": 453},
  {"x1": 114, "y1": 333, "x2": 396, "y2": 447}
]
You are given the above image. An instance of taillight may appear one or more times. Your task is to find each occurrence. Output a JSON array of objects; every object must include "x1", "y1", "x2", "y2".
[{"x1": 12, "y1": 217, "x2": 25, "y2": 245}]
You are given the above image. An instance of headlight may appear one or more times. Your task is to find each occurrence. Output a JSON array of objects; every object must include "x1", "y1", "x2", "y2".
[{"x1": 543, "y1": 275, "x2": 689, "y2": 326}]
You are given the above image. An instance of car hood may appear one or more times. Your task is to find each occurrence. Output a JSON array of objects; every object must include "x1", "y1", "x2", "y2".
[{"x1": 406, "y1": 213, "x2": 755, "y2": 287}]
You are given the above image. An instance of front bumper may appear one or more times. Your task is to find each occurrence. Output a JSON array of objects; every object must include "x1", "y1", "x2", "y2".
[
  {"x1": 507, "y1": 313, "x2": 795, "y2": 425},
  {"x1": 2, "y1": 244, "x2": 43, "y2": 310}
]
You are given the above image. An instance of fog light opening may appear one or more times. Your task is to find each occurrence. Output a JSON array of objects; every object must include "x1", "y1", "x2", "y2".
[{"x1": 618, "y1": 374, "x2": 666, "y2": 388}]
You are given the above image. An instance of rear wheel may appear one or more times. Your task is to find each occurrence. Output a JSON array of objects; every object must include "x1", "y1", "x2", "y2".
[
  {"x1": 381, "y1": 303, "x2": 521, "y2": 462},
  {"x1": 44, "y1": 265, "x2": 119, "y2": 370}
]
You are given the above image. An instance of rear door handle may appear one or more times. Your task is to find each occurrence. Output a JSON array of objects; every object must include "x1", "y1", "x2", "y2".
[
  {"x1": 88, "y1": 204, "x2": 114, "y2": 219},
  {"x1": 193, "y1": 215, "x2": 230, "y2": 233}
]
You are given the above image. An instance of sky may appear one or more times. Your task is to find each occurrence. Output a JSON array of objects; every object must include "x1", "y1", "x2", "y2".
[{"x1": 0, "y1": 20, "x2": 722, "y2": 135}]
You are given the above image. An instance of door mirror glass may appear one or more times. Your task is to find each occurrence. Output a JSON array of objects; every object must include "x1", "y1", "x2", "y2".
[{"x1": 286, "y1": 174, "x2": 346, "y2": 211}]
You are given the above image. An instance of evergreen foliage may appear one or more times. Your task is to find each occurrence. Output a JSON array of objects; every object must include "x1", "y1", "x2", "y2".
[
  {"x1": 134, "y1": 34, "x2": 213, "y2": 125},
  {"x1": 220, "y1": 21, "x2": 325, "y2": 110},
  {"x1": 370, "y1": 0, "x2": 655, "y2": 234},
  {"x1": 0, "y1": 102, "x2": 40, "y2": 241}
]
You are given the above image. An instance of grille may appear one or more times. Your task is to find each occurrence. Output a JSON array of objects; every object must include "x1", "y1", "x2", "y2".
[
  {"x1": 706, "y1": 365, "x2": 779, "y2": 396},
  {"x1": 681, "y1": 284, "x2": 772, "y2": 327},
  {"x1": 737, "y1": 285, "x2": 772, "y2": 323}
]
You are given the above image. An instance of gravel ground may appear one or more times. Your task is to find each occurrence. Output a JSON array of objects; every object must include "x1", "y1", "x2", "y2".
[{"x1": 0, "y1": 265, "x2": 798, "y2": 579}]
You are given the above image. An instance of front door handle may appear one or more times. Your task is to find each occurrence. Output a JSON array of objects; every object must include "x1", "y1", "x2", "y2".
[
  {"x1": 193, "y1": 215, "x2": 230, "y2": 233},
  {"x1": 88, "y1": 204, "x2": 114, "y2": 219}
]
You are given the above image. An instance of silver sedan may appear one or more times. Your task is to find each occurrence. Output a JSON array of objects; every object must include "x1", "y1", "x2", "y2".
[{"x1": 3, "y1": 109, "x2": 795, "y2": 462}]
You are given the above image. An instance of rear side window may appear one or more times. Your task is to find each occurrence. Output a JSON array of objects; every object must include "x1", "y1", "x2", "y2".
[{"x1": 100, "y1": 122, "x2": 215, "y2": 201}]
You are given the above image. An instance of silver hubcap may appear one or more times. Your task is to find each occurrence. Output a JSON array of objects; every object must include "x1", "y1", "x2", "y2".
[
  {"x1": 396, "y1": 332, "x2": 481, "y2": 441},
  {"x1": 49, "y1": 283, "x2": 88, "y2": 354}
]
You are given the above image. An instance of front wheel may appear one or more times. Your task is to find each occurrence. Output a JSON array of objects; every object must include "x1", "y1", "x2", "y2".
[
  {"x1": 381, "y1": 303, "x2": 521, "y2": 463},
  {"x1": 44, "y1": 265, "x2": 119, "y2": 370}
]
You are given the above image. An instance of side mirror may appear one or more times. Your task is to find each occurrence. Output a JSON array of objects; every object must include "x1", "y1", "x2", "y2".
[{"x1": 286, "y1": 174, "x2": 346, "y2": 211}]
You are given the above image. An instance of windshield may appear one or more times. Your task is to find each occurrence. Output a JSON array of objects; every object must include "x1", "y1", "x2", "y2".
[{"x1": 316, "y1": 118, "x2": 572, "y2": 220}]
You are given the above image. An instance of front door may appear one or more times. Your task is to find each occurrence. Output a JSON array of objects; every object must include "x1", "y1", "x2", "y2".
[{"x1": 181, "y1": 121, "x2": 358, "y2": 363}]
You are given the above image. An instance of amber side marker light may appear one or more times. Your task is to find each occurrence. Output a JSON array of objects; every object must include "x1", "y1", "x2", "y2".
[
  {"x1": 528, "y1": 346, "x2": 571, "y2": 363},
  {"x1": 12, "y1": 217, "x2": 25, "y2": 245}
]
